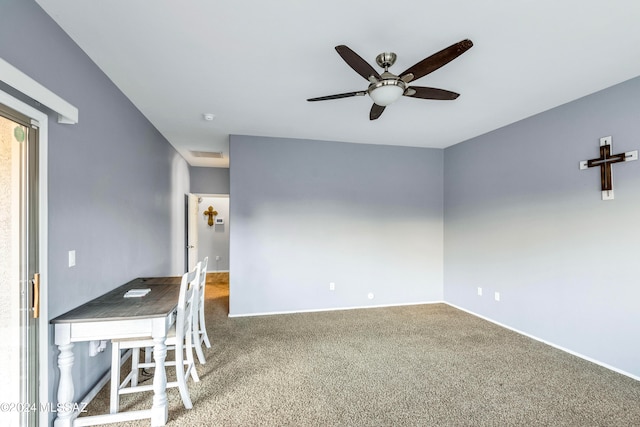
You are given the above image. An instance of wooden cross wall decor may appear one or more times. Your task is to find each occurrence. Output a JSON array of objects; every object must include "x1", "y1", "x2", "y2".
[
  {"x1": 579, "y1": 136, "x2": 638, "y2": 200},
  {"x1": 204, "y1": 206, "x2": 218, "y2": 226}
]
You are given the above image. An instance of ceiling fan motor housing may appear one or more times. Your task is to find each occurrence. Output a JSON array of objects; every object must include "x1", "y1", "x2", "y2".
[
  {"x1": 369, "y1": 54, "x2": 408, "y2": 105},
  {"x1": 376, "y1": 52, "x2": 397, "y2": 69}
]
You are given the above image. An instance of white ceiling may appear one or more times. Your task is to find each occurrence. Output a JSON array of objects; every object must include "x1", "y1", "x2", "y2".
[{"x1": 36, "y1": 0, "x2": 640, "y2": 168}]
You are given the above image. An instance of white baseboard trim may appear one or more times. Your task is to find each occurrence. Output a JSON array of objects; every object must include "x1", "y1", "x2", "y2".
[
  {"x1": 445, "y1": 302, "x2": 640, "y2": 382},
  {"x1": 228, "y1": 300, "x2": 444, "y2": 318},
  {"x1": 210, "y1": 269, "x2": 229, "y2": 273}
]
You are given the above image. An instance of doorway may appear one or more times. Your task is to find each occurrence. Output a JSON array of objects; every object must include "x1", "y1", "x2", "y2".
[
  {"x1": 197, "y1": 195, "x2": 230, "y2": 273},
  {"x1": 0, "y1": 102, "x2": 40, "y2": 426},
  {"x1": 186, "y1": 193, "x2": 230, "y2": 313}
]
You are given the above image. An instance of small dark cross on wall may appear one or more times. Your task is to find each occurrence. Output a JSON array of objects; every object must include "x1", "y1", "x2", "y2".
[{"x1": 580, "y1": 136, "x2": 638, "y2": 200}]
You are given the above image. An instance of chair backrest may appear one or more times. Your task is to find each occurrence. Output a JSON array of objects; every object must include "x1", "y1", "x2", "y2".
[
  {"x1": 189, "y1": 260, "x2": 203, "y2": 335},
  {"x1": 198, "y1": 257, "x2": 208, "y2": 307},
  {"x1": 176, "y1": 265, "x2": 200, "y2": 342}
]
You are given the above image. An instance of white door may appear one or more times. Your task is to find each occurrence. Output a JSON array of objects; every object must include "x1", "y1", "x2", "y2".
[
  {"x1": 186, "y1": 193, "x2": 199, "y2": 271},
  {"x1": 0, "y1": 104, "x2": 40, "y2": 427}
]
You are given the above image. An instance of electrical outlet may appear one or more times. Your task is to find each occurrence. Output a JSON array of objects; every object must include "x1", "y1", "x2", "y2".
[
  {"x1": 494, "y1": 292, "x2": 500, "y2": 302},
  {"x1": 89, "y1": 340, "x2": 107, "y2": 357},
  {"x1": 477, "y1": 287, "x2": 482, "y2": 296},
  {"x1": 215, "y1": 255, "x2": 220, "y2": 261},
  {"x1": 368, "y1": 292, "x2": 374, "y2": 300},
  {"x1": 329, "y1": 282, "x2": 335, "y2": 291}
]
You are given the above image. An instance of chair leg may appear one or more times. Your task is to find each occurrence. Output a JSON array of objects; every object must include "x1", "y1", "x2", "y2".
[
  {"x1": 199, "y1": 307, "x2": 211, "y2": 348},
  {"x1": 110, "y1": 342, "x2": 121, "y2": 414},
  {"x1": 193, "y1": 328, "x2": 207, "y2": 365},
  {"x1": 175, "y1": 333, "x2": 193, "y2": 409},
  {"x1": 144, "y1": 346, "x2": 152, "y2": 364},
  {"x1": 186, "y1": 331, "x2": 200, "y2": 383},
  {"x1": 131, "y1": 348, "x2": 140, "y2": 386},
  {"x1": 202, "y1": 332, "x2": 211, "y2": 348}
]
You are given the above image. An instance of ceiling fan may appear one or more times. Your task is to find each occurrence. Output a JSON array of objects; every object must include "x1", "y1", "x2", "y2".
[{"x1": 307, "y1": 39, "x2": 473, "y2": 120}]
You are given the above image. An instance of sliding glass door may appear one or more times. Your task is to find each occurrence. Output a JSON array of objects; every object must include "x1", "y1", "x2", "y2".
[{"x1": 0, "y1": 104, "x2": 39, "y2": 427}]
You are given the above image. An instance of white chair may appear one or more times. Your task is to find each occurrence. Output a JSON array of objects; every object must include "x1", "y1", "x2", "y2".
[
  {"x1": 142, "y1": 258, "x2": 211, "y2": 367},
  {"x1": 110, "y1": 266, "x2": 200, "y2": 413},
  {"x1": 192, "y1": 256, "x2": 212, "y2": 364}
]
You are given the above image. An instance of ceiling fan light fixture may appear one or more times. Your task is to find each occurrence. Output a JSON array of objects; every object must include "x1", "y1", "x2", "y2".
[
  {"x1": 309, "y1": 40, "x2": 473, "y2": 119},
  {"x1": 368, "y1": 80, "x2": 406, "y2": 106}
]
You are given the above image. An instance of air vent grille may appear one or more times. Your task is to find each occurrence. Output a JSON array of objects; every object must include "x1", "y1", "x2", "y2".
[{"x1": 191, "y1": 150, "x2": 223, "y2": 159}]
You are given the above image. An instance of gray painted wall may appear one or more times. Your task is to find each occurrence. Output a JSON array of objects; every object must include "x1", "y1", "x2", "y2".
[
  {"x1": 197, "y1": 195, "x2": 230, "y2": 271},
  {"x1": 191, "y1": 166, "x2": 230, "y2": 194},
  {"x1": 444, "y1": 76, "x2": 640, "y2": 378},
  {"x1": 1, "y1": 0, "x2": 190, "y2": 412},
  {"x1": 229, "y1": 135, "x2": 444, "y2": 316}
]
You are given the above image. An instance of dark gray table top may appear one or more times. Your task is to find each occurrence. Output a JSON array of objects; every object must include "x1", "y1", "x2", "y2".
[{"x1": 50, "y1": 277, "x2": 181, "y2": 324}]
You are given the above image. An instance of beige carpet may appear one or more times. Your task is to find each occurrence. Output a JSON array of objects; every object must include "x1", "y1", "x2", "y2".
[{"x1": 81, "y1": 276, "x2": 640, "y2": 426}]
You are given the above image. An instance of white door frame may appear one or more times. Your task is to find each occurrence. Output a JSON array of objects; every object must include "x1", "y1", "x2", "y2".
[
  {"x1": 0, "y1": 90, "x2": 49, "y2": 427},
  {"x1": 187, "y1": 193, "x2": 199, "y2": 272}
]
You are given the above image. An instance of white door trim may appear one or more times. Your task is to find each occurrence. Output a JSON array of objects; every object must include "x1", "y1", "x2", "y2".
[{"x1": 0, "y1": 57, "x2": 78, "y2": 124}]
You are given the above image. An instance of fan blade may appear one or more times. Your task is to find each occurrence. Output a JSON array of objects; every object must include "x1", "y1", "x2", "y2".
[
  {"x1": 335, "y1": 45, "x2": 381, "y2": 82},
  {"x1": 370, "y1": 104, "x2": 385, "y2": 120},
  {"x1": 399, "y1": 39, "x2": 473, "y2": 83},
  {"x1": 404, "y1": 87, "x2": 460, "y2": 100},
  {"x1": 307, "y1": 91, "x2": 366, "y2": 102}
]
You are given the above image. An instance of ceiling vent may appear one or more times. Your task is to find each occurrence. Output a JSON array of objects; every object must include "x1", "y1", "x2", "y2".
[{"x1": 191, "y1": 150, "x2": 224, "y2": 159}]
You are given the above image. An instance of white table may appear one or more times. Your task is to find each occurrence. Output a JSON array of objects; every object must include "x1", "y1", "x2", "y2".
[{"x1": 51, "y1": 277, "x2": 181, "y2": 427}]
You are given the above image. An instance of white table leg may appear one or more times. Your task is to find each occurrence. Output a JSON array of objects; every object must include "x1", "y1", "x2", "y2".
[
  {"x1": 54, "y1": 342, "x2": 75, "y2": 427},
  {"x1": 150, "y1": 335, "x2": 168, "y2": 426}
]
